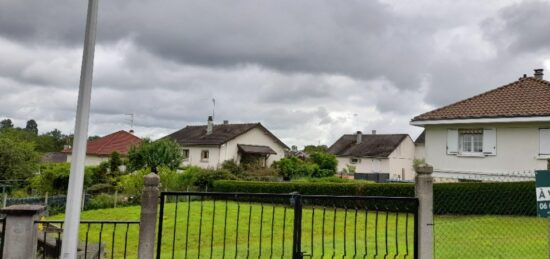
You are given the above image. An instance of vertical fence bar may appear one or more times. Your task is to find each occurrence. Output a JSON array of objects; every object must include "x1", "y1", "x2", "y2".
[
  {"x1": 291, "y1": 193, "x2": 303, "y2": 259},
  {"x1": 155, "y1": 193, "x2": 165, "y2": 259}
]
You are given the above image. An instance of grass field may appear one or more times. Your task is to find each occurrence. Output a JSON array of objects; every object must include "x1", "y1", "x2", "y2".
[{"x1": 50, "y1": 202, "x2": 547, "y2": 259}]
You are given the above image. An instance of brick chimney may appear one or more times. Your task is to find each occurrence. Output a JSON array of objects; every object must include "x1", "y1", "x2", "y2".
[
  {"x1": 356, "y1": 131, "x2": 362, "y2": 144},
  {"x1": 372, "y1": 130, "x2": 377, "y2": 135},
  {"x1": 534, "y1": 69, "x2": 544, "y2": 79},
  {"x1": 206, "y1": 116, "x2": 213, "y2": 135}
]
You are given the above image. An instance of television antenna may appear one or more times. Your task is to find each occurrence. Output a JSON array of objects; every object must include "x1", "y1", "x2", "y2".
[{"x1": 125, "y1": 113, "x2": 134, "y2": 131}]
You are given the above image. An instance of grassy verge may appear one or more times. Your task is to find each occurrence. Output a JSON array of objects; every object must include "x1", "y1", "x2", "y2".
[{"x1": 50, "y1": 203, "x2": 546, "y2": 258}]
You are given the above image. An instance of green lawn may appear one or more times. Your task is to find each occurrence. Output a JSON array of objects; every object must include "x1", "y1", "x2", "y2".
[{"x1": 50, "y1": 202, "x2": 547, "y2": 259}]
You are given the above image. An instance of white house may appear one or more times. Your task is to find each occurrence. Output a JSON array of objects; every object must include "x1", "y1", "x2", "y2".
[
  {"x1": 414, "y1": 130, "x2": 426, "y2": 160},
  {"x1": 410, "y1": 69, "x2": 550, "y2": 179},
  {"x1": 328, "y1": 131, "x2": 416, "y2": 181},
  {"x1": 64, "y1": 130, "x2": 142, "y2": 166},
  {"x1": 164, "y1": 117, "x2": 288, "y2": 168}
]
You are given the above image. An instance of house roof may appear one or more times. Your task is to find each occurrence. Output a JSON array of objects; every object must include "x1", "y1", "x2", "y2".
[
  {"x1": 64, "y1": 130, "x2": 141, "y2": 156},
  {"x1": 328, "y1": 134, "x2": 408, "y2": 158},
  {"x1": 238, "y1": 144, "x2": 277, "y2": 155},
  {"x1": 164, "y1": 123, "x2": 289, "y2": 149},
  {"x1": 415, "y1": 130, "x2": 425, "y2": 144},
  {"x1": 411, "y1": 76, "x2": 550, "y2": 122}
]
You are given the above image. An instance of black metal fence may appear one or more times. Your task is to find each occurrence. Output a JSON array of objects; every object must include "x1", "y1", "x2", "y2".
[
  {"x1": 156, "y1": 192, "x2": 419, "y2": 258},
  {"x1": 34, "y1": 220, "x2": 140, "y2": 259},
  {"x1": 0, "y1": 216, "x2": 5, "y2": 257},
  {"x1": 433, "y1": 171, "x2": 546, "y2": 258}
]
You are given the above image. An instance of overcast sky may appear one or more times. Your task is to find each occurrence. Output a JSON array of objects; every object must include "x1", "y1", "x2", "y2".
[{"x1": 1, "y1": 0, "x2": 550, "y2": 148}]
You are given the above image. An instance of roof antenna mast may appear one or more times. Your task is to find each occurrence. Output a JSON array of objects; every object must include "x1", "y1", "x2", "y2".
[
  {"x1": 125, "y1": 113, "x2": 134, "y2": 132},
  {"x1": 212, "y1": 98, "x2": 216, "y2": 121}
]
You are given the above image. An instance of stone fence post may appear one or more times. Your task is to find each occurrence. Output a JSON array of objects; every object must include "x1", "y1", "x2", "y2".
[
  {"x1": 1, "y1": 204, "x2": 46, "y2": 259},
  {"x1": 415, "y1": 165, "x2": 434, "y2": 259},
  {"x1": 138, "y1": 172, "x2": 160, "y2": 259}
]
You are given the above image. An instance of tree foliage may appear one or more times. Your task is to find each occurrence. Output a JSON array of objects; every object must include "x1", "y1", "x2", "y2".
[
  {"x1": 0, "y1": 119, "x2": 13, "y2": 129},
  {"x1": 0, "y1": 135, "x2": 40, "y2": 180},
  {"x1": 303, "y1": 145, "x2": 328, "y2": 155},
  {"x1": 127, "y1": 139, "x2": 183, "y2": 171},
  {"x1": 25, "y1": 119, "x2": 38, "y2": 135},
  {"x1": 30, "y1": 163, "x2": 93, "y2": 195}
]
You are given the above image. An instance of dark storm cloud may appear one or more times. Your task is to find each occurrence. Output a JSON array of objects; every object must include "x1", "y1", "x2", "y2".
[{"x1": 1, "y1": 0, "x2": 549, "y2": 146}]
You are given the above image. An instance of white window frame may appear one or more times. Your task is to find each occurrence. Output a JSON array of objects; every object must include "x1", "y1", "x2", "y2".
[
  {"x1": 182, "y1": 149, "x2": 190, "y2": 161},
  {"x1": 350, "y1": 158, "x2": 360, "y2": 164},
  {"x1": 459, "y1": 132, "x2": 483, "y2": 155},
  {"x1": 201, "y1": 150, "x2": 209, "y2": 162}
]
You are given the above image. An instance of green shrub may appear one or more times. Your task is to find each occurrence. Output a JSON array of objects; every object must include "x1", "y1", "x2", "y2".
[
  {"x1": 309, "y1": 152, "x2": 337, "y2": 173},
  {"x1": 212, "y1": 180, "x2": 536, "y2": 216},
  {"x1": 221, "y1": 160, "x2": 244, "y2": 176},
  {"x1": 191, "y1": 168, "x2": 237, "y2": 189},
  {"x1": 87, "y1": 193, "x2": 115, "y2": 210},
  {"x1": 213, "y1": 180, "x2": 413, "y2": 196},
  {"x1": 30, "y1": 163, "x2": 93, "y2": 195}
]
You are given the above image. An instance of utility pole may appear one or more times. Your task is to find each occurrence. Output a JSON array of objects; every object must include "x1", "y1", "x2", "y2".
[{"x1": 61, "y1": 0, "x2": 98, "y2": 258}]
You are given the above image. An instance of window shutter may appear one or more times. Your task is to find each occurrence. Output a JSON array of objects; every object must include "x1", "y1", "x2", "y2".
[
  {"x1": 447, "y1": 129, "x2": 458, "y2": 155},
  {"x1": 540, "y1": 129, "x2": 550, "y2": 155},
  {"x1": 482, "y1": 128, "x2": 496, "y2": 155}
]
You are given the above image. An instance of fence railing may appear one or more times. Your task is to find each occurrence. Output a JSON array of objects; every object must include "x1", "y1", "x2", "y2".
[
  {"x1": 0, "y1": 216, "x2": 5, "y2": 257},
  {"x1": 156, "y1": 192, "x2": 419, "y2": 259},
  {"x1": 35, "y1": 220, "x2": 140, "y2": 259},
  {"x1": 433, "y1": 171, "x2": 545, "y2": 258}
]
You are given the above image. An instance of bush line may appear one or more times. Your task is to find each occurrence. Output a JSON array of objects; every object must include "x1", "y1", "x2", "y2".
[{"x1": 212, "y1": 180, "x2": 536, "y2": 216}]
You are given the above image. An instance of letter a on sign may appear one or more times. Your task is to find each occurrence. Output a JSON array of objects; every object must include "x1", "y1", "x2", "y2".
[{"x1": 536, "y1": 170, "x2": 550, "y2": 217}]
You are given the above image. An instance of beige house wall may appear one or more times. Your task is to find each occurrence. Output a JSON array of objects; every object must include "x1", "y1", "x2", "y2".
[
  {"x1": 66, "y1": 154, "x2": 109, "y2": 166},
  {"x1": 424, "y1": 122, "x2": 550, "y2": 174},
  {"x1": 336, "y1": 137, "x2": 415, "y2": 180},
  {"x1": 181, "y1": 127, "x2": 287, "y2": 168}
]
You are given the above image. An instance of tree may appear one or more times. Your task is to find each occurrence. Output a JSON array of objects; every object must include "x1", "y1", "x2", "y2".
[
  {"x1": 0, "y1": 119, "x2": 14, "y2": 129},
  {"x1": 303, "y1": 145, "x2": 328, "y2": 155},
  {"x1": 127, "y1": 139, "x2": 183, "y2": 172},
  {"x1": 88, "y1": 135, "x2": 101, "y2": 141},
  {"x1": 310, "y1": 152, "x2": 338, "y2": 172},
  {"x1": 25, "y1": 119, "x2": 38, "y2": 135},
  {"x1": 109, "y1": 151, "x2": 122, "y2": 173},
  {"x1": 0, "y1": 135, "x2": 40, "y2": 180}
]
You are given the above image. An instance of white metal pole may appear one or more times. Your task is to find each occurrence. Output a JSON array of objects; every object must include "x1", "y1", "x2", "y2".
[{"x1": 61, "y1": 0, "x2": 98, "y2": 258}]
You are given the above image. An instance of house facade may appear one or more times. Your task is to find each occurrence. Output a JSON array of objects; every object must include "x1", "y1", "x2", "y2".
[
  {"x1": 164, "y1": 117, "x2": 288, "y2": 168},
  {"x1": 414, "y1": 130, "x2": 426, "y2": 160},
  {"x1": 328, "y1": 131, "x2": 415, "y2": 181},
  {"x1": 411, "y1": 69, "x2": 550, "y2": 178},
  {"x1": 64, "y1": 130, "x2": 141, "y2": 166}
]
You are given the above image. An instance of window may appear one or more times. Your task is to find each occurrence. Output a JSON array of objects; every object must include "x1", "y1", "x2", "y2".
[
  {"x1": 201, "y1": 150, "x2": 209, "y2": 161},
  {"x1": 447, "y1": 128, "x2": 496, "y2": 156},
  {"x1": 182, "y1": 149, "x2": 189, "y2": 160},
  {"x1": 350, "y1": 158, "x2": 360, "y2": 164},
  {"x1": 540, "y1": 129, "x2": 550, "y2": 155},
  {"x1": 459, "y1": 129, "x2": 483, "y2": 154}
]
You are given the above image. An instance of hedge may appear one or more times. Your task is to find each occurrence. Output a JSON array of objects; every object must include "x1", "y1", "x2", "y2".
[{"x1": 212, "y1": 180, "x2": 536, "y2": 216}]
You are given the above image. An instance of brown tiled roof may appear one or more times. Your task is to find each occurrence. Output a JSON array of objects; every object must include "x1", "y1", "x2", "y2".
[
  {"x1": 328, "y1": 134, "x2": 408, "y2": 158},
  {"x1": 164, "y1": 123, "x2": 289, "y2": 148},
  {"x1": 64, "y1": 130, "x2": 141, "y2": 156},
  {"x1": 238, "y1": 144, "x2": 277, "y2": 155},
  {"x1": 412, "y1": 77, "x2": 550, "y2": 121}
]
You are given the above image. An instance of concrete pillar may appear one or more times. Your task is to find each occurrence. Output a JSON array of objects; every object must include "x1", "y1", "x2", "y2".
[
  {"x1": 1, "y1": 204, "x2": 46, "y2": 259},
  {"x1": 138, "y1": 172, "x2": 160, "y2": 259},
  {"x1": 415, "y1": 165, "x2": 434, "y2": 259}
]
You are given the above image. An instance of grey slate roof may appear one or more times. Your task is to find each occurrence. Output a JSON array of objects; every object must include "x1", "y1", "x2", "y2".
[
  {"x1": 42, "y1": 152, "x2": 67, "y2": 163},
  {"x1": 238, "y1": 144, "x2": 277, "y2": 155},
  {"x1": 415, "y1": 130, "x2": 425, "y2": 144},
  {"x1": 164, "y1": 123, "x2": 288, "y2": 148},
  {"x1": 328, "y1": 134, "x2": 408, "y2": 158}
]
